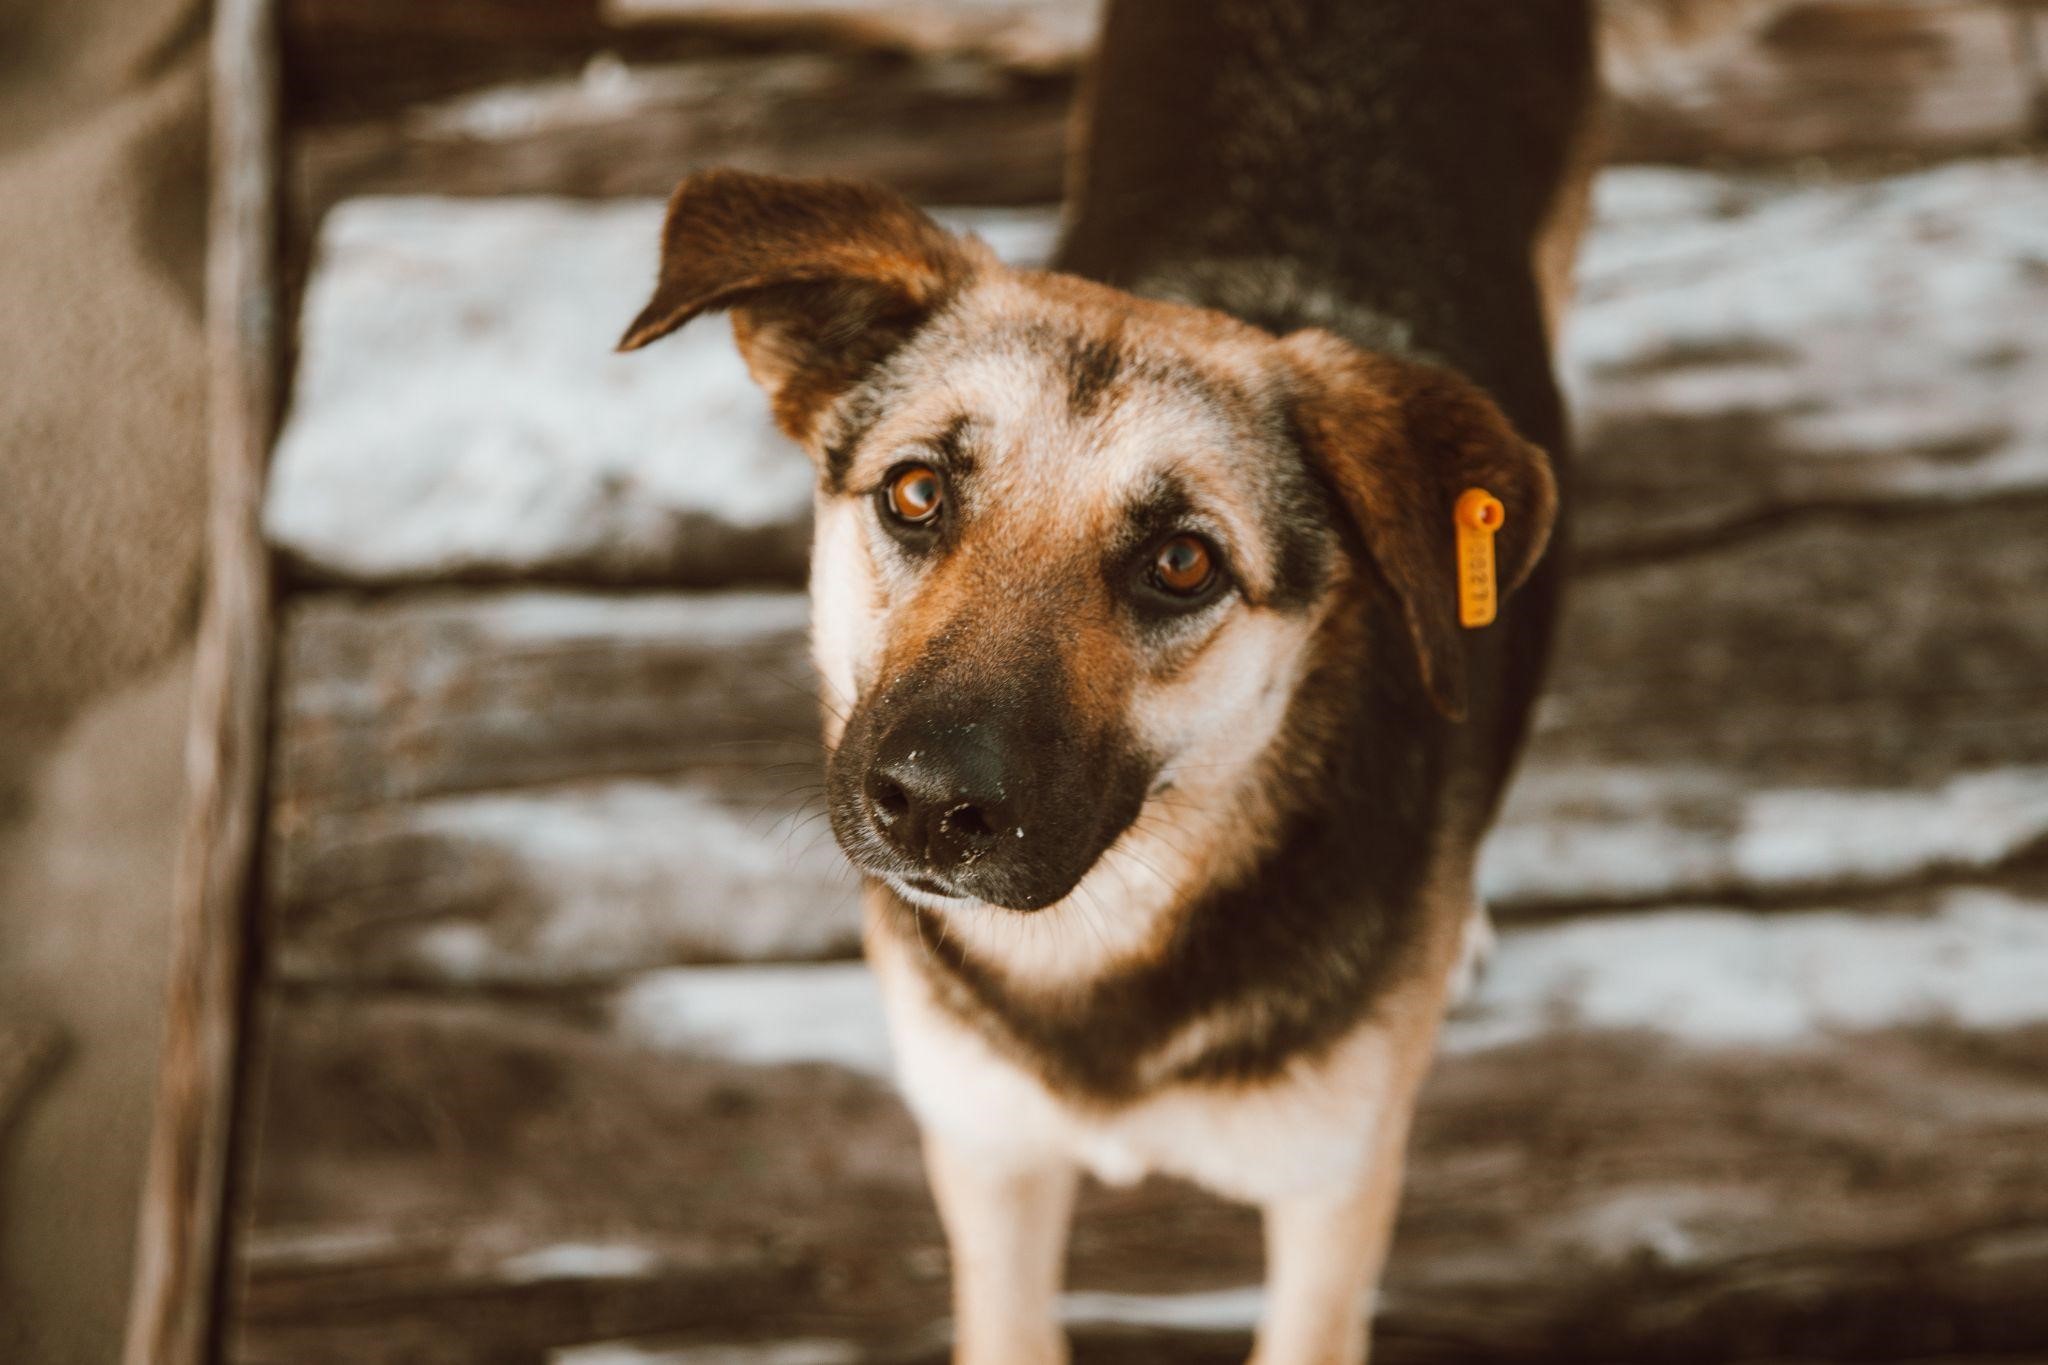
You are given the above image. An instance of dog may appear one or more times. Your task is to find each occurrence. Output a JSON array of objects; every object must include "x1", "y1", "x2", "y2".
[{"x1": 620, "y1": 2, "x2": 1596, "y2": 1359}]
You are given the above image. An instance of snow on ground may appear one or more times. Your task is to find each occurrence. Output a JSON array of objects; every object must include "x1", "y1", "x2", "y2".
[
  {"x1": 1061, "y1": 1285, "x2": 1266, "y2": 1333},
  {"x1": 268, "y1": 160, "x2": 2048, "y2": 582},
  {"x1": 1444, "y1": 887, "x2": 2048, "y2": 1053},
  {"x1": 606, "y1": 887, "x2": 2048, "y2": 1077},
  {"x1": 390, "y1": 779, "x2": 861, "y2": 981},
  {"x1": 1481, "y1": 764, "x2": 2048, "y2": 906},
  {"x1": 265, "y1": 202, "x2": 1055, "y2": 583},
  {"x1": 498, "y1": 1241, "x2": 668, "y2": 1284}
]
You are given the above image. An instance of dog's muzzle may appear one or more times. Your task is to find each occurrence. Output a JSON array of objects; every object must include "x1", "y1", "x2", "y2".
[{"x1": 828, "y1": 687, "x2": 1148, "y2": 914}]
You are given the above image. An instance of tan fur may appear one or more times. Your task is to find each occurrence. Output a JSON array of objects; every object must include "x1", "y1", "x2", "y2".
[{"x1": 923, "y1": 1133, "x2": 1078, "y2": 1365}]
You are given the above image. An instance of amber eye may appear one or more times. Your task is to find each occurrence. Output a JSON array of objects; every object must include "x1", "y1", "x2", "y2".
[
  {"x1": 885, "y1": 464, "x2": 944, "y2": 525},
  {"x1": 1151, "y1": 534, "x2": 1217, "y2": 596}
]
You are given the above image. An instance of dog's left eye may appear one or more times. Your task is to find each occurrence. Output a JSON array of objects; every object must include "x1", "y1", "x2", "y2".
[
  {"x1": 1153, "y1": 535, "x2": 1215, "y2": 595},
  {"x1": 882, "y1": 464, "x2": 944, "y2": 526},
  {"x1": 1142, "y1": 533, "x2": 1227, "y2": 608}
]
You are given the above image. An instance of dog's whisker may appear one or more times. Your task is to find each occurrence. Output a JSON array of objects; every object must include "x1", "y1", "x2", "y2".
[
  {"x1": 775, "y1": 806, "x2": 836, "y2": 857},
  {"x1": 764, "y1": 666, "x2": 851, "y2": 726},
  {"x1": 740, "y1": 781, "x2": 831, "y2": 833},
  {"x1": 1129, "y1": 809, "x2": 1200, "y2": 863}
]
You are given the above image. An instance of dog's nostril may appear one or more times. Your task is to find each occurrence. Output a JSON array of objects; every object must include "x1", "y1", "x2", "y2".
[
  {"x1": 869, "y1": 775, "x2": 910, "y2": 824},
  {"x1": 940, "y1": 802, "x2": 994, "y2": 846}
]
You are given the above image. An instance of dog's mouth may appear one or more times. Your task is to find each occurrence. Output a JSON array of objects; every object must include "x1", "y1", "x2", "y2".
[
  {"x1": 848, "y1": 835, "x2": 1087, "y2": 914},
  {"x1": 880, "y1": 869, "x2": 978, "y2": 908}
]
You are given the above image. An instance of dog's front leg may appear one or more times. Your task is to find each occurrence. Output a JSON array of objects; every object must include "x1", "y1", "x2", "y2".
[
  {"x1": 1248, "y1": 1123, "x2": 1411, "y2": 1365},
  {"x1": 923, "y1": 1130, "x2": 1079, "y2": 1365},
  {"x1": 1251, "y1": 979, "x2": 1449, "y2": 1365}
]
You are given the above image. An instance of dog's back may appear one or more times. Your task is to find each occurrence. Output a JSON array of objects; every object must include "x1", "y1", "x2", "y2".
[{"x1": 1060, "y1": 0, "x2": 1597, "y2": 817}]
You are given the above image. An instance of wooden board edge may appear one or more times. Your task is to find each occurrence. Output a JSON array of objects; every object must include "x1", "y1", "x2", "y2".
[{"x1": 122, "y1": 0, "x2": 284, "y2": 1361}]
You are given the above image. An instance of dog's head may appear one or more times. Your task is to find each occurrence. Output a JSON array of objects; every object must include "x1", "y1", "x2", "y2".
[{"x1": 623, "y1": 171, "x2": 1555, "y2": 919}]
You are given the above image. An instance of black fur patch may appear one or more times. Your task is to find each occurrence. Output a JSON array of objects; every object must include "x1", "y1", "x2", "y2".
[
  {"x1": 930, "y1": 412, "x2": 975, "y2": 472},
  {"x1": 1066, "y1": 335, "x2": 1127, "y2": 415},
  {"x1": 1261, "y1": 410, "x2": 1339, "y2": 613},
  {"x1": 1110, "y1": 471, "x2": 1199, "y2": 564},
  {"x1": 821, "y1": 382, "x2": 884, "y2": 493}
]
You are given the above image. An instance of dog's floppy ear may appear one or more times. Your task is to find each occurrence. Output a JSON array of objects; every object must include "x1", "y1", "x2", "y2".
[
  {"x1": 1282, "y1": 328, "x2": 1558, "y2": 721},
  {"x1": 618, "y1": 169, "x2": 987, "y2": 445}
]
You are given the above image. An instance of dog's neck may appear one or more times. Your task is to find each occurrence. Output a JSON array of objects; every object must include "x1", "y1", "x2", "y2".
[{"x1": 1132, "y1": 257, "x2": 1434, "y2": 373}]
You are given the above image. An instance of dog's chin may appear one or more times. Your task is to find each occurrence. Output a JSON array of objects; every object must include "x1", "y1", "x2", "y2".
[
  {"x1": 831, "y1": 803, "x2": 1125, "y2": 915},
  {"x1": 865, "y1": 864, "x2": 1086, "y2": 916}
]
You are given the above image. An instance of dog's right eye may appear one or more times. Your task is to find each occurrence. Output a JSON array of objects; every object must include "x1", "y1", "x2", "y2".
[{"x1": 882, "y1": 464, "x2": 944, "y2": 527}]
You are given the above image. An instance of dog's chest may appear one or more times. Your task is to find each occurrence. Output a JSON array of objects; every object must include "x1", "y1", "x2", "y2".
[{"x1": 873, "y1": 932, "x2": 1397, "y2": 1204}]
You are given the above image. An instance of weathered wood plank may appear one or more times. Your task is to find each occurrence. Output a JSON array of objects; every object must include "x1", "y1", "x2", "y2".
[
  {"x1": 270, "y1": 590, "x2": 821, "y2": 812},
  {"x1": 123, "y1": 0, "x2": 282, "y2": 1361},
  {"x1": 290, "y1": 50, "x2": 1075, "y2": 222},
  {"x1": 281, "y1": 0, "x2": 1089, "y2": 124},
  {"x1": 1604, "y1": 0, "x2": 2047, "y2": 165},
  {"x1": 266, "y1": 160, "x2": 2048, "y2": 589},
  {"x1": 281, "y1": 0, "x2": 2048, "y2": 215},
  {"x1": 601, "y1": 0, "x2": 1098, "y2": 73},
  {"x1": 1567, "y1": 159, "x2": 2048, "y2": 564},
  {"x1": 264, "y1": 589, "x2": 865, "y2": 981},
  {"x1": 1537, "y1": 497, "x2": 2048, "y2": 790},
  {"x1": 270, "y1": 779, "x2": 861, "y2": 983},
  {"x1": 227, "y1": 897, "x2": 2048, "y2": 1362}
]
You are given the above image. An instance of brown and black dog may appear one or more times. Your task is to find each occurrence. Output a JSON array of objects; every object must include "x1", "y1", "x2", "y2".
[{"x1": 621, "y1": 2, "x2": 1597, "y2": 1360}]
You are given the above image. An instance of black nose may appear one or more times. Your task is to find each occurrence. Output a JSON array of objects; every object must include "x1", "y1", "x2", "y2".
[{"x1": 864, "y1": 731, "x2": 1015, "y2": 872}]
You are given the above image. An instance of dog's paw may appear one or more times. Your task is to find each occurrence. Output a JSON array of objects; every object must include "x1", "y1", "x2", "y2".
[{"x1": 1446, "y1": 901, "x2": 1496, "y2": 1008}]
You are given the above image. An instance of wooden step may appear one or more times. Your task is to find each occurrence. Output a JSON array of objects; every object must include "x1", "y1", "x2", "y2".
[{"x1": 228, "y1": 892, "x2": 2048, "y2": 1364}]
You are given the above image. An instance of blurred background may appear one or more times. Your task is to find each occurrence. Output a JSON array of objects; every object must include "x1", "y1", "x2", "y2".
[{"x1": 4, "y1": 0, "x2": 2048, "y2": 1362}]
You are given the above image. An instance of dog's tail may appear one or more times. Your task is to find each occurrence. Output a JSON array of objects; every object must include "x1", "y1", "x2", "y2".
[{"x1": 1536, "y1": 0, "x2": 1785, "y2": 335}]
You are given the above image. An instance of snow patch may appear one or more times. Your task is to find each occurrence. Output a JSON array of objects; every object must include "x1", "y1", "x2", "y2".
[
  {"x1": 402, "y1": 780, "x2": 859, "y2": 978},
  {"x1": 612, "y1": 962, "x2": 892, "y2": 1075},
  {"x1": 1570, "y1": 160, "x2": 2048, "y2": 506},
  {"x1": 602, "y1": 888, "x2": 2048, "y2": 1073},
  {"x1": 1733, "y1": 769, "x2": 2048, "y2": 887},
  {"x1": 1483, "y1": 765, "x2": 2048, "y2": 908},
  {"x1": 266, "y1": 199, "x2": 1055, "y2": 583},
  {"x1": 498, "y1": 1241, "x2": 665, "y2": 1283},
  {"x1": 1448, "y1": 888, "x2": 2048, "y2": 1053},
  {"x1": 1060, "y1": 1284, "x2": 1265, "y2": 1333}
]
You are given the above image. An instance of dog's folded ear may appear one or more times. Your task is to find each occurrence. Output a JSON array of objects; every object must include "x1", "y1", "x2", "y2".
[
  {"x1": 1282, "y1": 328, "x2": 1559, "y2": 722},
  {"x1": 619, "y1": 170, "x2": 988, "y2": 445}
]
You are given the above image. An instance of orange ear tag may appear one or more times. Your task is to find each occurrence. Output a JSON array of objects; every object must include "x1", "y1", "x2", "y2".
[{"x1": 1455, "y1": 488, "x2": 1505, "y2": 629}]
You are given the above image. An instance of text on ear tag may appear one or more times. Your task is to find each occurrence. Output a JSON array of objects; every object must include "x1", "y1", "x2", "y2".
[{"x1": 1454, "y1": 488, "x2": 1505, "y2": 629}]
